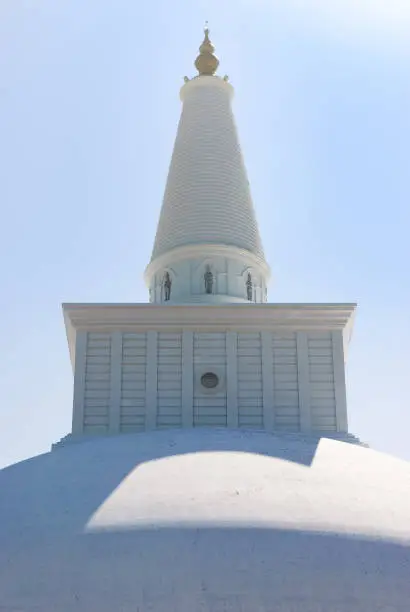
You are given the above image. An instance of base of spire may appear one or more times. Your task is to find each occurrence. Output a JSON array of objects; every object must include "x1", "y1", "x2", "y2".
[{"x1": 145, "y1": 243, "x2": 270, "y2": 305}]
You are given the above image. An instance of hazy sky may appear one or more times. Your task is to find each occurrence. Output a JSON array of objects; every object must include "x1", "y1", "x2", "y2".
[{"x1": 1, "y1": 0, "x2": 409, "y2": 469}]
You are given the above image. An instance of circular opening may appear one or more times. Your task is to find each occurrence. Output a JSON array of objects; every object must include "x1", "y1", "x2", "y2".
[{"x1": 201, "y1": 372, "x2": 219, "y2": 389}]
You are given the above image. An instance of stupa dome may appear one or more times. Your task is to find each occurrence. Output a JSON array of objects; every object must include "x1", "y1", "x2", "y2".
[
  {"x1": 3, "y1": 24, "x2": 406, "y2": 612},
  {"x1": 1, "y1": 428, "x2": 410, "y2": 611}
]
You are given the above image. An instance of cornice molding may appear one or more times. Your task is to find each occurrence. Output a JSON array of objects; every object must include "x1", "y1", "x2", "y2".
[
  {"x1": 63, "y1": 302, "x2": 356, "y2": 369},
  {"x1": 63, "y1": 302, "x2": 356, "y2": 330}
]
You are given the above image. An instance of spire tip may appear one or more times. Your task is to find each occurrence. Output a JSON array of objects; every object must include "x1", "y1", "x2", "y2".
[{"x1": 195, "y1": 24, "x2": 219, "y2": 76}]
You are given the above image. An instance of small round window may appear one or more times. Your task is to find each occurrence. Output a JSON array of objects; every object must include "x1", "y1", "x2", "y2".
[{"x1": 201, "y1": 372, "x2": 219, "y2": 389}]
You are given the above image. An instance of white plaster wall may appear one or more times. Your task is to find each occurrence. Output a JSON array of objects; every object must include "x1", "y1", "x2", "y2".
[
  {"x1": 308, "y1": 332, "x2": 337, "y2": 431},
  {"x1": 237, "y1": 333, "x2": 263, "y2": 428},
  {"x1": 120, "y1": 333, "x2": 147, "y2": 433},
  {"x1": 157, "y1": 332, "x2": 182, "y2": 428},
  {"x1": 83, "y1": 333, "x2": 112, "y2": 435},
  {"x1": 74, "y1": 328, "x2": 348, "y2": 436},
  {"x1": 193, "y1": 332, "x2": 227, "y2": 427},
  {"x1": 272, "y1": 333, "x2": 300, "y2": 432}
]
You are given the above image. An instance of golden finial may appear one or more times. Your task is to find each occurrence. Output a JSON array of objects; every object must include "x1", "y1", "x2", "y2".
[{"x1": 194, "y1": 23, "x2": 219, "y2": 76}]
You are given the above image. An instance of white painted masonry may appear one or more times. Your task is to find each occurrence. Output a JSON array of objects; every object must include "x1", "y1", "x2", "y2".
[
  {"x1": 150, "y1": 77, "x2": 265, "y2": 261},
  {"x1": 181, "y1": 330, "x2": 194, "y2": 427},
  {"x1": 145, "y1": 75, "x2": 270, "y2": 305},
  {"x1": 6, "y1": 30, "x2": 403, "y2": 612},
  {"x1": 226, "y1": 331, "x2": 238, "y2": 428},
  {"x1": 63, "y1": 303, "x2": 354, "y2": 438},
  {"x1": 60, "y1": 39, "x2": 357, "y2": 446},
  {"x1": 296, "y1": 332, "x2": 312, "y2": 432},
  {"x1": 71, "y1": 330, "x2": 87, "y2": 435},
  {"x1": 120, "y1": 333, "x2": 147, "y2": 432},
  {"x1": 146, "y1": 244, "x2": 269, "y2": 304},
  {"x1": 4, "y1": 429, "x2": 410, "y2": 612},
  {"x1": 108, "y1": 331, "x2": 122, "y2": 433}
]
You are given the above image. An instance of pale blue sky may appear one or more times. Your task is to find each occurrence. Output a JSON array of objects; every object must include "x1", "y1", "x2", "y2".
[{"x1": 1, "y1": 1, "x2": 409, "y2": 468}]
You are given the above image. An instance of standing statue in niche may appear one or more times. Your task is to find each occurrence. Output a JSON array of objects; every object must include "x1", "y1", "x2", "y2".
[
  {"x1": 163, "y1": 272, "x2": 172, "y2": 301},
  {"x1": 246, "y1": 272, "x2": 253, "y2": 301},
  {"x1": 204, "y1": 265, "x2": 214, "y2": 294}
]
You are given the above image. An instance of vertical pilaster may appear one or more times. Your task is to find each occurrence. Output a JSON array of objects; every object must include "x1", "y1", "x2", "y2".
[
  {"x1": 71, "y1": 331, "x2": 87, "y2": 435},
  {"x1": 226, "y1": 331, "x2": 238, "y2": 428},
  {"x1": 296, "y1": 331, "x2": 311, "y2": 432},
  {"x1": 145, "y1": 331, "x2": 158, "y2": 430},
  {"x1": 262, "y1": 331, "x2": 274, "y2": 431},
  {"x1": 332, "y1": 330, "x2": 349, "y2": 432},
  {"x1": 108, "y1": 332, "x2": 122, "y2": 434},
  {"x1": 182, "y1": 330, "x2": 194, "y2": 427},
  {"x1": 226, "y1": 260, "x2": 235, "y2": 298}
]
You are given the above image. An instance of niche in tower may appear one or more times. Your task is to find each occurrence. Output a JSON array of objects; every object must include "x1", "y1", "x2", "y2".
[
  {"x1": 241, "y1": 267, "x2": 258, "y2": 303},
  {"x1": 246, "y1": 272, "x2": 253, "y2": 301},
  {"x1": 204, "y1": 264, "x2": 214, "y2": 295},
  {"x1": 193, "y1": 260, "x2": 218, "y2": 296},
  {"x1": 160, "y1": 268, "x2": 176, "y2": 302}
]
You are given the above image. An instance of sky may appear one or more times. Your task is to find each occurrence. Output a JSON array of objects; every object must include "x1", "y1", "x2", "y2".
[{"x1": 0, "y1": 0, "x2": 409, "y2": 469}]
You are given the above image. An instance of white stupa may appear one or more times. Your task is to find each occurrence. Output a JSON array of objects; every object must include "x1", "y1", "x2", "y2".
[{"x1": 1, "y1": 28, "x2": 410, "y2": 612}]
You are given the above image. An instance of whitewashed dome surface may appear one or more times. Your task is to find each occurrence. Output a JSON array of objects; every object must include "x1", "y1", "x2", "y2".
[{"x1": 1, "y1": 429, "x2": 410, "y2": 612}]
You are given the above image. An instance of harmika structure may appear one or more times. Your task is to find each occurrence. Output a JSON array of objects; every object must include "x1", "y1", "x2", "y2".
[
  {"x1": 62, "y1": 27, "x2": 355, "y2": 442},
  {"x1": 2, "y1": 28, "x2": 410, "y2": 612}
]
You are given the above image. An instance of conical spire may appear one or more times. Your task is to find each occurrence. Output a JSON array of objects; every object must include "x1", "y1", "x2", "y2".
[
  {"x1": 145, "y1": 29, "x2": 270, "y2": 304},
  {"x1": 194, "y1": 25, "x2": 219, "y2": 76}
]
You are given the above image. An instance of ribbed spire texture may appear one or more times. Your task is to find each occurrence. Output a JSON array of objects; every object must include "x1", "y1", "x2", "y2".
[{"x1": 150, "y1": 77, "x2": 265, "y2": 263}]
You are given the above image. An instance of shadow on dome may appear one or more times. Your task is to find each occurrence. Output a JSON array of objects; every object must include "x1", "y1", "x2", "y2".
[
  {"x1": 2, "y1": 429, "x2": 410, "y2": 611},
  {"x1": 1, "y1": 525, "x2": 410, "y2": 611},
  {"x1": 0, "y1": 429, "x2": 367, "y2": 543}
]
